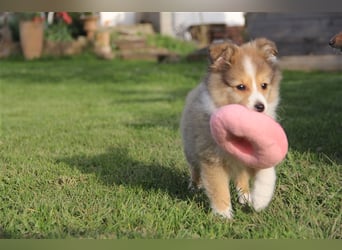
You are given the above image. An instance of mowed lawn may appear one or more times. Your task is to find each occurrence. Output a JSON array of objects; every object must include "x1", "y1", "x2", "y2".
[{"x1": 0, "y1": 56, "x2": 341, "y2": 239}]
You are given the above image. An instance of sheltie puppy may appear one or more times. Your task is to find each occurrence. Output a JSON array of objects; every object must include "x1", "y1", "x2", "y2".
[{"x1": 180, "y1": 38, "x2": 282, "y2": 219}]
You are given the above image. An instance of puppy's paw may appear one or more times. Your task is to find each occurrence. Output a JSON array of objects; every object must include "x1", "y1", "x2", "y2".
[
  {"x1": 238, "y1": 192, "x2": 252, "y2": 205},
  {"x1": 251, "y1": 194, "x2": 271, "y2": 212},
  {"x1": 188, "y1": 180, "x2": 203, "y2": 192},
  {"x1": 212, "y1": 207, "x2": 233, "y2": 220}
]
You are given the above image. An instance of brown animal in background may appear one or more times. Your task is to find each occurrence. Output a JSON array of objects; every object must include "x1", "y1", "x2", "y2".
[{"x1": 329, "y1": 32, "x2": 342, "y2": 50}]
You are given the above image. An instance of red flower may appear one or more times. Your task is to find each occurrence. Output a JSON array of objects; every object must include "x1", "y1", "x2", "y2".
[{"x1": 57, "y1": 12, "x2": 72, "y2": 25}]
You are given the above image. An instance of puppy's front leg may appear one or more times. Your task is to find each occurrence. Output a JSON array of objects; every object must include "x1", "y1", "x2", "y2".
[
  {"x1": 251, "y1": 167, "x2": 276, "y2": 211},
  {"x1": 235, "y1": 167, "x2": 253, "y2": 205},
  {"x1": 201, "y1": 163, "x2": 233, "y2": 219}
]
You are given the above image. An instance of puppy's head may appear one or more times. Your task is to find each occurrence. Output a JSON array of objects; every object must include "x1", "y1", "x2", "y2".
[
  {"x1": 207, "y1": 38, "x2": 282, "y2": 118},
  {"x1": 329, "y1": 32, "x2": 342, "y2": 51}
]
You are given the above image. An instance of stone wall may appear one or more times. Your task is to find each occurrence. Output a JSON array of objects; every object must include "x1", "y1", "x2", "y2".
[{"x1": 246, "y1": 13, "x2": 342, "y2": 55}]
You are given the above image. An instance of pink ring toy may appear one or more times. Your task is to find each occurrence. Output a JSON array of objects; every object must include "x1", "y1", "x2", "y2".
[{"x1": 210, "y1": 104, "x2": 288, "y2": 169}]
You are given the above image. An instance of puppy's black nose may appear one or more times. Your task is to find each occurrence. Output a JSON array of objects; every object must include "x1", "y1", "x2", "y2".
[
  {"x1": 329, "y1": 38, "x2": 335, "y2": 46},
  {"x1": 254, "y1": 103, "x2": 265, "y2": 112}
]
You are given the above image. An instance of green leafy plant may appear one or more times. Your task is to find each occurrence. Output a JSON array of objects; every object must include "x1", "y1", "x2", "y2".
[
  {"x1": 45, "y1": 12, "x2": 73, "y2": 42},
  {"x1": 45, "y1": 22, "x2": 73, "y2": 42}
]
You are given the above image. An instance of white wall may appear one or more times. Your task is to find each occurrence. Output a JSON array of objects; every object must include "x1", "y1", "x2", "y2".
[
  {"x1": 172, "y1": 12, "x2": 245, "y2": 38},
  {"x1": 99, "y1": 12, "x2": 136, "y2": 26},
  {"x1": 173, "y1": 12, "x2": 245, "y2": 28},
  {"x1": 98, "y1": 12, "x2": 245, "y2": 38}
]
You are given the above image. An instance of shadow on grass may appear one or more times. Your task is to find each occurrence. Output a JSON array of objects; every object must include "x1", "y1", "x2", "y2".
[
  {"x1": 279, "y1": 71, "x2": 342, "y2": 164},
  {"x1": 57, "y1": 147, "x2": 195, "y2": 201},
  {"x1": 57, "y1": 71, "x2": 342, "y2": 206}
]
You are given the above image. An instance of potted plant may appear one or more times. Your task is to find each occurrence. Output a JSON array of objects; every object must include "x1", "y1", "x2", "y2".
[
  {"x1": 44, "y1": 12, "x2": 74, "y2": 56},
  {"x1": 18, "y1": 12, "x2": 44, "y2": 59}
]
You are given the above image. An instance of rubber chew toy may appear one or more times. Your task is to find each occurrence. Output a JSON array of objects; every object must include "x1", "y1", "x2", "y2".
[{"x1": 210, "y1": 104, "x2": 288, "y2": 169}]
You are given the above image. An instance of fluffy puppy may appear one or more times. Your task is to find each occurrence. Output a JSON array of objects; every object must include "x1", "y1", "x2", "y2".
[{"x1": 180, "y1": 38, "x2": 282, "y2": 219}]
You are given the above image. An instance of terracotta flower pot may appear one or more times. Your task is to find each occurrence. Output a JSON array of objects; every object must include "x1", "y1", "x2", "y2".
[
  {"x1": 19, "y1": 21, "x2": 44, "y2": 60},
  {"x1": 82, "y1": 16, "x2": 99, "y2": 41},
  {"x1": 95, "y1": 30, "x2": 110, "y2": 47}
]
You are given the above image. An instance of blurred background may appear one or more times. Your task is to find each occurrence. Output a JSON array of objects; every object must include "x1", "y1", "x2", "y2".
[{"x1": 1, "y1": 12, "x2": 341, "y2": 70}]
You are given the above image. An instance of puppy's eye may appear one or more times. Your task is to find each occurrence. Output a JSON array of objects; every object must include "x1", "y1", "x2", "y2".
[
  {"x1": 261, "y1": 83, "x2": 268, "y2": 90},
  {"x1": 236, "y1": 84, "x2": 246, "y2": 91}
]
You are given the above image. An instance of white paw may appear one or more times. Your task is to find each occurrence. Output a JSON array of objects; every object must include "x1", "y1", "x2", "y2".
[
  {"x1": 212, "y1": 207, "x2": 233, "y2": 219},
  {"x1": 252, "y1": 195, "x2": 270, "y2": 212}
]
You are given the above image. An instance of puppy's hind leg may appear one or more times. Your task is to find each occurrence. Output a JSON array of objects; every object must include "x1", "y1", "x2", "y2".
[{"x1": 188, "y1": 166, "x2": 203, "y2": 190}]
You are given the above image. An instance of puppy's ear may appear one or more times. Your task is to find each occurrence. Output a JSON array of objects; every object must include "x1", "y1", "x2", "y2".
[
  {"x1": 208, "y1": 42, "x2": 237, "y2": 71},
  {"x1": 253, "y1": 38, "x2": 278, "y2": 64}
]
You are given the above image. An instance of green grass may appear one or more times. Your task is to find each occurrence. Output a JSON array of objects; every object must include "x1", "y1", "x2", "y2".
[
  {"x1": 0, "y1": 56, "x2": 341, "y2": 239},
  {"x1": 146, "y1": 34, "x2": 198, "y2": 55}
]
